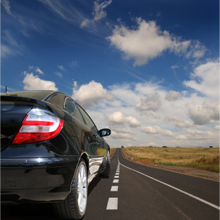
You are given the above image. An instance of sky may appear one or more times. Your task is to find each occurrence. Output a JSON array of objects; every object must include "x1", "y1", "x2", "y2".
[{"x1": 1, "y1": 0, "x2": 219, "y2": 148}]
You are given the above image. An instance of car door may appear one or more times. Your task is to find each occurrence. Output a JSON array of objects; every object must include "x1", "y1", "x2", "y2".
[{"x1": 76, "y1": 104, "x2": 106, "y2": 180}]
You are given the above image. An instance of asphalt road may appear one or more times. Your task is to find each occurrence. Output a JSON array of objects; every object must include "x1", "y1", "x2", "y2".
[{"x1": 2, "y1": 148, "x2": 219, "y2": 220}]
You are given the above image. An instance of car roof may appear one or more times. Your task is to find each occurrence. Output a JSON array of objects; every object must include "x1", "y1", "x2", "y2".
[{"x1": 0, "y1": 90, "x2": 55, "y2": 101}]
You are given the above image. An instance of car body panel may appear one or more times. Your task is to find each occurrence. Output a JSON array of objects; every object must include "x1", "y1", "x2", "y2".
[{"x1": 0, "y1": 91, "x2": 111, "y2": 204}]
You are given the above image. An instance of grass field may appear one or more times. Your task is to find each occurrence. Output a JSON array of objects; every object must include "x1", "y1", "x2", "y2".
[
  {"x1": 110, "y1": 148, "x2": 116, "y2": 157},
  {"x1": 124, "y1": 146, "x2": 219, "y2": 172}
]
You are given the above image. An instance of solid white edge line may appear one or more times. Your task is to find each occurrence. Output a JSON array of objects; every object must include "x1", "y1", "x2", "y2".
[{"x1": 118, "y1": 158, "x2": 220, "y2": 211}]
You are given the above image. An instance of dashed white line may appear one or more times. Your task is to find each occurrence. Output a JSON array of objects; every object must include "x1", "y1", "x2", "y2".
[
  {"x1": 113, "y1": 179, "x2": 119, "y2": 183},
  {"x1": 111, "y1": 186, "x2": 119, "y2": 192},
  {"x1": 114, "y1": 176, "x2": 119, "y2": 178},
  {"x1": 106, "y1": 198, "x2": 118, "y2": 210}
]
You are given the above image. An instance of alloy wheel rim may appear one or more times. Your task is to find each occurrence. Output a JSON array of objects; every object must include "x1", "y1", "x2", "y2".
[{"x1": 77, "y1": 164, "x2": 87, "y2": 214}]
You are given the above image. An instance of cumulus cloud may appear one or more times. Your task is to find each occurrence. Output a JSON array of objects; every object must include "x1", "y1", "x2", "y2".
[
  {"x1": 111, "y1": 130, "x2": 137, "y2": 140},
  {"x1": 165, "y1": 90, "x2": 181, "y2": 101},
  {"x1": 136, "y1": 93, "x2": 161, "y2": 112},
  {"x1": 188, "y1": 101, "x2": 219, "y2": 125},
  {"x1": 112, "y1": 127, "x2": 135, "y2": 135},
  {"x1": 184, "y1": 129, "x2": 211, "y2": 140},
  {"x1": 108, "y1": 19, "x2": 173, "y2": 66},
  {"x1": 23, "y1": 73, "x2": 58, "y2": 91},
  {"x1": 140, "y1": 111, "x2": 161, "y2": 119},
  {"x1": 107, "y1": 111, "x2": 141, "y2": 128},
  {"x1": 183, "y1": 59, "x2": 219, "y2": 99},
  {"x1": 165, "y1": 116, "x2": 193, "y2": 129},
  {"x1": 72, "y1": 80, "x2": 114, "y2": 108},
  {"x1": 140, "y1": 125, "x2": 174, "y2": 137},
  {"x1": 107, "y1": 18, "x2": 206, "y2": 66},
  {"x1": 81, "y1": 0, "x2": 112, "y2": 28}
]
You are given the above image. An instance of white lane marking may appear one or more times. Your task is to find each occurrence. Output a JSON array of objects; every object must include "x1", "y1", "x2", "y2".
[
  {"x1": 111, "y1": 186, "x2": 119, "y2": 192},
  {"x1": 106, "y1": 198, "x2": 118, "y2": 210},
  {"x1": 113, "y1": 179, "x2": 119, "y2": 183},
  {"x1": 114, "y1": 176, "x2": 119, "y2": 178},
  {"x1": 119, "y1": 161, "x2": 220, "y2": 211}
]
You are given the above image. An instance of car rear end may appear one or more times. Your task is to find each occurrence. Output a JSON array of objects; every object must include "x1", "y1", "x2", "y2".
[{"x1": 1, "y1": 95, "x2": 79, "y2": 204}]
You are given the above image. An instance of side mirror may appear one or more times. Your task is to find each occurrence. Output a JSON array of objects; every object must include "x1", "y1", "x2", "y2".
[{"x1": 99, "y1": 128, "x2": 111, "y2": 137}]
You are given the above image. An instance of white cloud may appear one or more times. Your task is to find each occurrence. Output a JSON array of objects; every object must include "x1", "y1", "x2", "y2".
[
  {"x1": 107, "y1": 111, "x2": 141, "y2": 128},
  {"x1": 136, "y1": 93, "x2": 161, "y2": 112},
  {"x1": 140, "y1": 125, "x2": 174, "y2": 137},
  {"x1": 111, "y1": 130, "x2": 137, "y2": 140},
  {"x1": 184, "y1": 59, "x2": 219, "y2": 100},
  {"x1": 1, "y1": 31, "x2": 22, "y2": 58},
  {"x1": 72, "y1": 80, "x2": 114, "y2": 108},
  {"x1": 54, "y1": 72, "x2": 63, "y2": 78},
  {"x1": 188, "y1": 101, "x2": 219, "y2": 125},
  {"x1": 39, "y1": 0, "x2": 85, "y2": 25},
  {"x1": 1, "y1": 45, "x2": 13, "y2": 58},
  {"x1": 140, "y1": 111, "x2": 161, "y2": 119},
  {"x1": 108, "y1": 19, "x2": 173, "y2": 66},
  {"x1": 1, "y1": 0, "x2": 14, "y2": 16},
  {"x1": 107, "y1": 18, "x2": 206, "y2": 66},
  {"x1": 214, "y1": 125, "x2": 219, "y2": 130},
  {"x1": 81, "y1": 0, "x2": 112, "y2": 28},
  {"x1": 70, "y1": 61, "x2": 78, "y2": 69},
  {"x1": 36, "y1": 67, "x2": 44, "y2": 75},
  {"x1": 184, "y1": 129, "x2": 211, "y2": 140},
  {"x1": 58, "y1": 65, "x2": 65, "y2": 71},
  {"x1": 112, "y1": 127, "x2": 135, "y2": 135},
  {"x1": 165, "y1": 90, "x2": 181, "y2": 101},
  {"x1": 23, "y1": 73, "x2": 58, "y2": 91},
  {"x1": 165, "y1": 116, "x2": 193, "y2": 129},
  {"x1": 70, "y1": 59, "x2": 218, "y2": 147}
]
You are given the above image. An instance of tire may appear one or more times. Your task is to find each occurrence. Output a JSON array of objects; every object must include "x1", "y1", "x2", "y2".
[
  {"x1": 100, "y1": 150, "x2": 111, "y2": 178},
  {"x1": 53, "y1": 160, "x2": 88, "y2": 220}
]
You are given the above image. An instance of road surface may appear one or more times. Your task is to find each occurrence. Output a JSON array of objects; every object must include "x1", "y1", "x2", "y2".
[{"x1": 2, "y1": 148, "x2": 219, "y2": 220}]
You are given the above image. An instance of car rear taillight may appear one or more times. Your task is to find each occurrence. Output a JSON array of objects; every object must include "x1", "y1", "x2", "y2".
[{"x1": 12, "y1": 108, "x2": 64, "y2": 144}]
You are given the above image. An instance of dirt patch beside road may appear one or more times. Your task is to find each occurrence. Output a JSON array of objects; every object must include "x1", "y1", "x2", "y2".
[{"x1": 122, "y1": 148, "x2": 219, "y2": 182}]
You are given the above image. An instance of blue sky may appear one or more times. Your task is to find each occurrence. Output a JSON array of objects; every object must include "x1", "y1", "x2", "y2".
[{"x1": 1, "y1": 0, "x2": 219, "y2": 148}]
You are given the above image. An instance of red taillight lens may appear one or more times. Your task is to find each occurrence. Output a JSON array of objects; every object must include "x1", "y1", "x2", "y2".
[{"x1": 12, "y1": 108, "x2": 64, "y2": 144}]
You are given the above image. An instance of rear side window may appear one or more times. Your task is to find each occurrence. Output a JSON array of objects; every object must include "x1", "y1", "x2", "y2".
[
  {"x1": 77, "y1": 105, "x2": 98, "y2": 132},
  {"x1": 65, "y1": 100, "x2": 84, "y2": 124}
]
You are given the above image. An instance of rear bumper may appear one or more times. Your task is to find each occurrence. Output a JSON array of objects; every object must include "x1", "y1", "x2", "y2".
[{"x1": 1, "y1": 156, "x2": 79, "y2": 203}]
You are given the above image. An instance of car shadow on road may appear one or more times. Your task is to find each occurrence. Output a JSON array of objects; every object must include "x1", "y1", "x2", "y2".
[
  {"x1": 1, "y1": 176, "x2": 102, "y2": 219},
  {"x1": 88, "y1": 175, "x2": 101, "y2": 196}
]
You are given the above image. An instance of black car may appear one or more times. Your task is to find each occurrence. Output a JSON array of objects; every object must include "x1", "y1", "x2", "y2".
[{"x1": 1, "y1": 90, "x2": 111, "y2": 220}]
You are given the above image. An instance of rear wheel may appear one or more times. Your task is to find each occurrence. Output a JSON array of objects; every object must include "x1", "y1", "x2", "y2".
[
  {"x1": 53, "y1": 160, "x2": 88, "y2": 220},
  {"x1": 100, "y1": 150, "x2": 111, "y2": 178}
]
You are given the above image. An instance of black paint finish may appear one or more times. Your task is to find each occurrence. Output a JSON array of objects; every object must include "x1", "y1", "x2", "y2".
[{"x1": 1, "y1": 91, "x2": 111, "y2": 204}]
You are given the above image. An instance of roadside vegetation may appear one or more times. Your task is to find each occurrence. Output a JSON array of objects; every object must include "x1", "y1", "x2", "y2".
[
  {"x1": 110, "y1": 148, "x2": 116, "y2": 158},
  {"x1": 124, "y1": 146, "x2": 219, "y2": 172}
]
